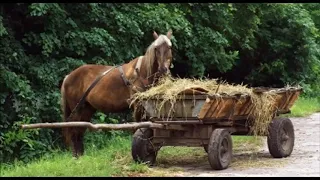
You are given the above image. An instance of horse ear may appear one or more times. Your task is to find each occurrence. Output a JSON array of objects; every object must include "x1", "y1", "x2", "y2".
[
  {"x1": 153, "y1": 31, "x2": 159, "y2": 40},
  {"x1": 167, "y1": 30, "x2": 172, "y2": 39}
]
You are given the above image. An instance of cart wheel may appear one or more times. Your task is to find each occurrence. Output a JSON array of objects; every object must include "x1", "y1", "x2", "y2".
[
  {"x1": 133, "y1": 104, "x2": 146, "y2": 122},
  {"x1": 208, "y1": 129, "x2": 233, "y2": 170},
  {"x1": 204, "y1": 145, "x2": 208, "y2": 153},
  {"x1": 131, "y1": 128, "x2": 157, "y2": 165},
  {"x1": 267, "y1": 117, "x2": 295, "y2": 158}
]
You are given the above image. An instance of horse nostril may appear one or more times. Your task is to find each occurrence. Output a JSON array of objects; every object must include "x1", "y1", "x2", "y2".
[
  {"x1": 163, "y1": 67, "x2": 167, "y2": 72},
  {"x1": 159, "y1": 67, "x2": 167, "y2": 74}
]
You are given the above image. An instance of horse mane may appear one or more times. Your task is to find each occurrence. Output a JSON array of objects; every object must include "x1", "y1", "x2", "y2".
[{"x1": 143, "y1": 34, "x2": 172, "y2": 77}]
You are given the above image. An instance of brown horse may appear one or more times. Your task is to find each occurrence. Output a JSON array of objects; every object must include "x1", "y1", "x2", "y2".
[{"x1": 60, "y1": 31, "x2": 173, "y2": 157}]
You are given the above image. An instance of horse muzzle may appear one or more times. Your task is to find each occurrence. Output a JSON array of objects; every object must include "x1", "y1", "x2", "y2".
[{"x1": 158, "y1": 67, "x2": 168, "y2": 74}]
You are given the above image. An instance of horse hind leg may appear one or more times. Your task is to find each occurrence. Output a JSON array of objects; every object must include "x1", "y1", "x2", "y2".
[{"x1": 77, "y1": 131, "x2": 85, "y2": 156}]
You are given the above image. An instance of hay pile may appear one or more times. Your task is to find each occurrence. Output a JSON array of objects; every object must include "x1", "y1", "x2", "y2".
[{"x1": 129, "y1": 75, "x2": 279, "y2": 136}]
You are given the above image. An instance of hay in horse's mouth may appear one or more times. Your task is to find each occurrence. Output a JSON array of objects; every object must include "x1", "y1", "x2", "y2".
[{"x1": 129, "y1": 75, "x2": 297, "y2": 136}]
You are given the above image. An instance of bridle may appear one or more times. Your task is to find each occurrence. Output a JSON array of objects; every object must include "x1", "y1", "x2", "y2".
[
  {"x1": 118, "y1": 56, "x2": 163, "y2": 93},
  {"x1": 119, "y1": 41, "x2": 172, "y2": 93}
]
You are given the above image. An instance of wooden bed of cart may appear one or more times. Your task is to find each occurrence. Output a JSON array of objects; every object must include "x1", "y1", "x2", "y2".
[{"x1": 22, "y1": 87, "x2": 302, "y2": 170}]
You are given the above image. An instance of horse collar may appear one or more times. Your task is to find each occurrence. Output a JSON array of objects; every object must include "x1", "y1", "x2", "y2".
[
  {"x1": 118, "y1": 66, "x2": 131, "y2": 86},
  {"x1": 118, "y1": 56, "x2": 149, "y2": 92},
  {"x1": 134, "y1": 56, "x2": 144, "y2": 73}
]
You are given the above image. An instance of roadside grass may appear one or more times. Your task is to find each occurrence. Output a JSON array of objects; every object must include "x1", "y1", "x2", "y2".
[
  {"x1": 1, "y1": 97, "x2": 319, "y2": 177},
  {"x1": 0, "y1": 135, "x2": 263, "y2": 177},
  {"x1": 281, "y1": 97, "x2": 320, "y2": 118},
  {"x1": 1, "y1": 135, "x2": 146, "y2": 177}
]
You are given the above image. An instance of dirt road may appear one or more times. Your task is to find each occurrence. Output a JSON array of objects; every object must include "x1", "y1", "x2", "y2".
[{"x1": 178, "y1": 113, "x2": 320, "y2": 177}]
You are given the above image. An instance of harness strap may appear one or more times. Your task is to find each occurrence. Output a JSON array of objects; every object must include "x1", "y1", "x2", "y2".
[
  {"x1": 134, "y1": 56, "x2": 144, "y2": 76},
  {"x1": 65, "y1": 58, "x2": 152, "y2": 122},
  {"x1": 118, "y1": 66, "x2": 131, "y2": 86},
  {"x1": 117, "y1": 56, "x2": 149, "y2": 92},
  {"x1": 134, "y1": 56, "x2": 150, "y2": 89},
  {"x1": 66, "y1": 65, "x2": 121, "y2": 121}
]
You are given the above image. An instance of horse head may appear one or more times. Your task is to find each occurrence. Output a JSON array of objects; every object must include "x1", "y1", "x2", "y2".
[
  {"x1": 120, "y1": 30, "x2": 174, "y2": 93},
  {"x1": 152, "y1": 30, "x2": 173, "y2": 75},
  {"x1": 143, "y1": 30, "x2": 173, "y2": 81}
]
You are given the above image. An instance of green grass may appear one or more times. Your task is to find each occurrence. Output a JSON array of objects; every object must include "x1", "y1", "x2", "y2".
[
  {"x1": 1, "y1": 97, "x2": 319, "y2": 177},
  {"x1": 0, "y1": 135, "x2": 262, "y2": 177},
  {"x1": 282, "y1": 97, "x2": 320, "y2": 117},
  {"x1": 0, "y1": 135, "x2": 149, "y2": 177}
]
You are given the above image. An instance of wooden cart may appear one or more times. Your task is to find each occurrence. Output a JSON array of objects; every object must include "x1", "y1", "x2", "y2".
[
  {"x1": 131, "y1": 87, "x2": 302, "y2": 170},
  {"x1": 22, "y1": 87, "x2": 302, "y2": 170}
]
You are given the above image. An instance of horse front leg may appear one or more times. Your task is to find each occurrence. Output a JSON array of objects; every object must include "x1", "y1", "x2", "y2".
[
  {"x1": 71, "y1": 131, "x2": 79, "y2": 158},
  {"x1": 71, "y1": 128, "x2": 86, "y2": 158},
  {"x1": 77, "y1": 128, "x2": 86, "y2": 156}
]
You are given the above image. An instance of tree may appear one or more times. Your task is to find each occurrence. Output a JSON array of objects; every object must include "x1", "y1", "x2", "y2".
[{"x1": 0, "y1": 3, "x2": 319, "y2": 163}]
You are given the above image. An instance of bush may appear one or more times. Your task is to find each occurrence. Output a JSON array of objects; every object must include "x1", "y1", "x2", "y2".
[{"x1": 0, "y1": 3, "x2": 319, "y2": 164}]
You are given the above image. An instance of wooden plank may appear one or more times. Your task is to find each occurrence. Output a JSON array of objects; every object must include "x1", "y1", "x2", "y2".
[
  {"x1": 143, "y1": 97, "x2": 206, "y2": 118},
  {"x1": 153, "y1": 138, "x2": 209, "y2": 147},
  {"x1": 234, "y1": 96, "x2": 251, "y2": 116},
  {"x1": 154, "y1": 120, "x2": 203, "y2": 124},
  {"x1": 197, "y1": 98, "x2": 213, "y2": 119},
  {"x1": 21, "y1": 122, "x2": 165, "y2": 131},
  {"x1": 205, "y1": 97, "x2": 222, "y2": 119},
  {"x1": 212, "y1": 98, "x2": 227, "y2": 119},
  {"x1": 152, "y1": 126, "x2": 251, "y2": 147},
  {"x1": 143, "y1": 87, "x2": 302, "y2": 122},
  {"x1": 285, "y1": 91, "x2": 300, "y2": 110},
  {"x1": 163, "y1": 124, "x2": 190, "y2": 131}
]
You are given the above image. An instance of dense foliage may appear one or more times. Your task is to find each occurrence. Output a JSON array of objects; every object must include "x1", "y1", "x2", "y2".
[{"x1": 1, "y1": 3, "x2": 319, "y2": 163}]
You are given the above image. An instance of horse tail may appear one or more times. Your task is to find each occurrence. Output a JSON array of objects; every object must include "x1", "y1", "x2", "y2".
[{"x1": 61, "y1": 75, "x2": 72, "y2": 149}]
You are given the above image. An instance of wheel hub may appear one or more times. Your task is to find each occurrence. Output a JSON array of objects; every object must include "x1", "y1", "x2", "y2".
[
  {"x1": 280, "y1": 128, "x2": 291, "y2": 150},
  {"x1": 220, "y1": 137, "x2": 230, "y2": 163}
]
